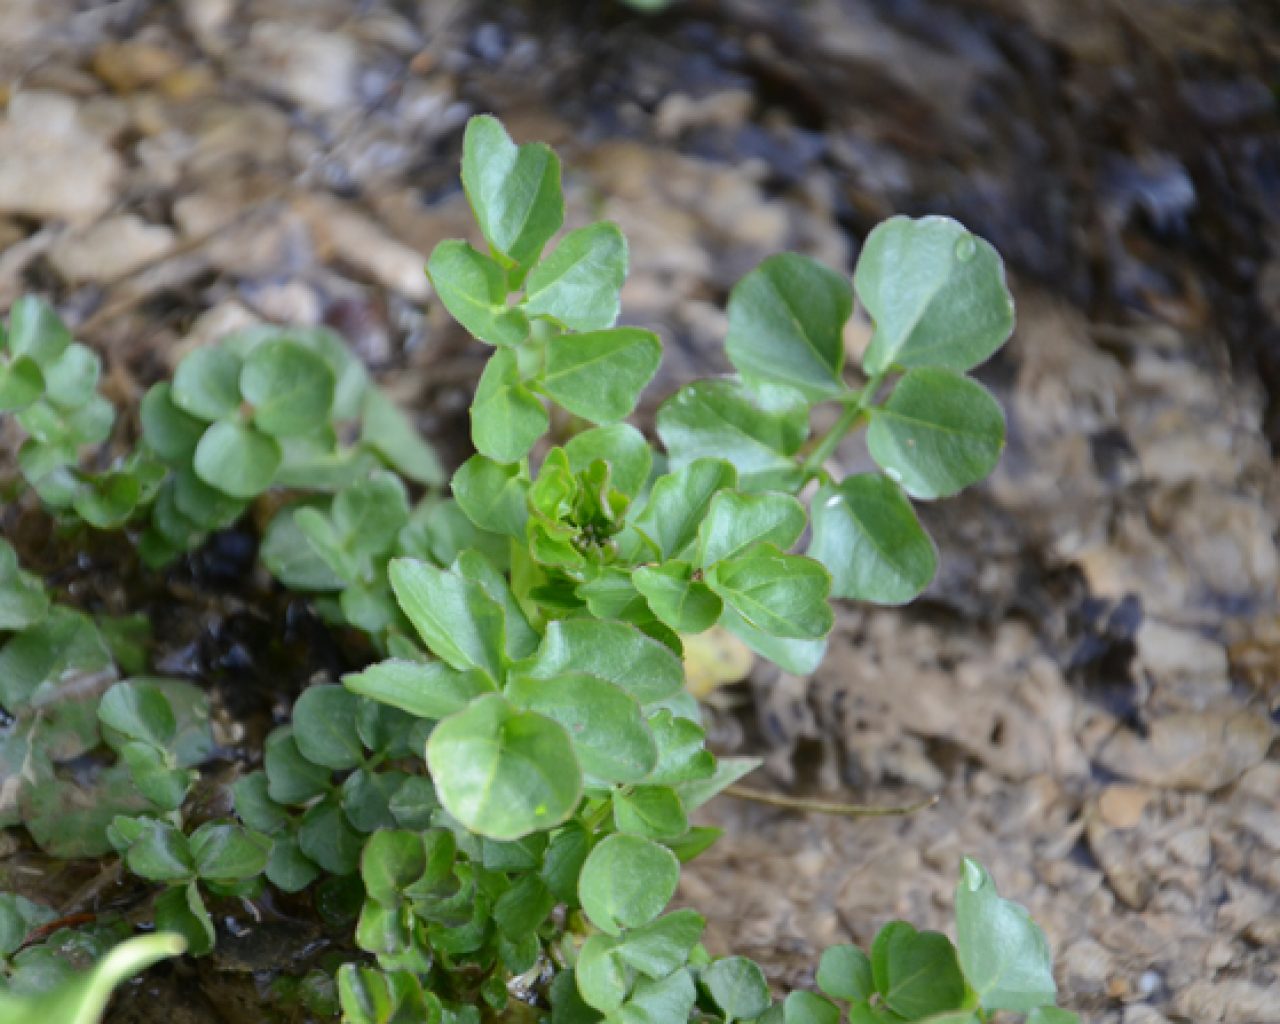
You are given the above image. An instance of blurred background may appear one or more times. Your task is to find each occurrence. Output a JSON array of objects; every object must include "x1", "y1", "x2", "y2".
[{"x1": 0, "y1": 1, "x2": 1277, "y2": 1022}]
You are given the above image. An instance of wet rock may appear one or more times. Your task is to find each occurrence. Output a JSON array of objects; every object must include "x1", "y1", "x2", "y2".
[
  {"x1": 237, "y1": 23, "x2": 359, "y2": 113},
  {"x1": 294, "y1": 195, "x2": 430, "y2": 301},
  {"x1": 91, "y1": 40, "x2": 182, "y2": 94},
  {"x1": 1134, "y1": 619, "x2": 1229, "y2": 707},
  {"x1": 1167, "y1": 826, "x2": 1212, "y2": 869},
  {"x1": 0, "y1": 91, "x2": 123, "y2": 224},
  {"x1": 1097, "y1": 784, "x2": 1153, "y2": 829},
  {"x1": 1060, "y1": 938, "x2": 1113, "y2": 996},
  {"x1": 1095, "y1": 711, "x2": 1273, "y2": 791},
  {"x1": 48, "y1": 214, "x2": 176, "y2": 283},
  {"x1": 1172, "y1": 979, "x2": 1280, "y2": 1023}
]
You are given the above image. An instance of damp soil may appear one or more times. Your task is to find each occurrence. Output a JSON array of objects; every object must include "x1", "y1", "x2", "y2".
[{"x1": 0, "y1": 1, "x2": 1277, "y2": 1022}]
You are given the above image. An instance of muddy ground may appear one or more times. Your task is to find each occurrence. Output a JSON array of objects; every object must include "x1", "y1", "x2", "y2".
[{"x1": 0, "y1": 1, "x2": 1278, "y2": 1021}]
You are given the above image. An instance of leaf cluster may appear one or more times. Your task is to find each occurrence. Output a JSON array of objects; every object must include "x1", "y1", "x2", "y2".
[{"x1": 0, "y1": 113, "x2": 1076, "y2": 1024}]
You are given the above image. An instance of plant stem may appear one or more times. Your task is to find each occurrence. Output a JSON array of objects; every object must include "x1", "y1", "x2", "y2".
[
  {"x1": 725, "y1": 784, "x2": 938, "y2": 819},
  {"x1": 799, "y1": 373, "x2": 886, "y2": 481}
]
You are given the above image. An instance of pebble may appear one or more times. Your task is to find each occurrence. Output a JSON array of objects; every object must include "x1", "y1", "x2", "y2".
[
  {"x1": 0, "y1": 91, "x2": 123, "y2": 224},
  {"x1": 48, "y1": 214, "x2": 176, "y2": 283},
  {"x1": 91, "y1": 41, "x2": 182, "y2": 93},
  {"x1": 1095, "y1": 710, "x2": 1274, "y2": 791}
]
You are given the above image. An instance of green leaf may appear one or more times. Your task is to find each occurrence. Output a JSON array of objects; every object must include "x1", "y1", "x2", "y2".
[
  {"x1": 40, "y1": 343, "x2": 99, "y2": 410},
  {"x1": 239, "y1": 338, "x2": 336, "y2": 437},
  {"x1": 451, "y1": 454, "x2": 529, "y2": 538},
  {"x1": 461, "y1": 114, "x2": 564, "y2": 276},
  {"x1": 0, "y1": 932, "x2": 184, "y2": 1024},
  {"x1": 702, "y1": 956, "x2": 770, "y2": 1021},
  {"x1": 266, "y1": 836, "x2": 321, "y2": 893},
  {"x1": 783, "y1": 991, "x2": 840, "y2": 1024},
  {"x1": 362, "y1": 829, "x2": 428, "y2": 905},
  {"x1": 426, "y1": 694, "x2": 582, "y2": 840},
  {"x1": 7, "y1": 296, "x2": 71, "y2": 367},
  {"x1": 0, "y1": 355, "x2": 44, "y2": 412},
  {"x1": 674, "y1": 755, "x2": 759, "y2": 812},
  {"x1": 120, "y1": 741, "x2": 191, "y2": 811},
  {"x1": 73, "y1": 471, "x2": 142, "y2": 529},
  {"x1": 172, "y1": 345, "x2": 243, "y2": 421},
  {"x1": 506, "y1": 672, "x2": 657, "y2": 784},
  {"x1": 869, "y1": 922, "x2": 965, "y2": 1019},
  {"x1": 725, "y1": 253, "x2": 851, "y2": 401},
  {"x1": 360, "y1": 389, "x2": 445, "y2": 486},
  {"x1": 232, "y1": 772, "x2": 289, "y2": 833},
  {"x1": 613, "y1": 785, "x2": 687, "y2": 840},
  {"x1": 707, "y1": 544, "x2": 832, "y2": 639},
  {"x1": 334, "y1": 472, "x2": 411, "y2": 556},
  {"x1": 427, "y1": 240, "x2": 530, "y2": 347},
  {"x1": 646, "y1": 711, "x2": 714, "y2": 786},
  {"x1": 633, "y1": 562, "x2": 722, "y2": 634},
  {"x1": 521, "y1": 619, "x2": 684, "y2": 705},
  {"x1": 523, "y1": 222, "x2": 628, "y2": 331},
  {"x1": 264, "y1": 727, "x2": 332, "y2": 805},
  {"x1": 955, "y1": 857, "x2": 1057, "y2": 1012},
  {"x1": 97, "y1": 680, "x2": 176, "y2": 750},
  {"x1": 388, "y1": 559, "x2": 507, "y2": 681},
  {"x1": 472, "y1": 348, "x2": 548, "y2": 462},
  {"x1": 0, "y1": 606, "x2": 113, "y2": 709},
  {"x1": 633, "y1": 458, "x2": 737, "y2": 560},
  {"x1": 856, "y1": 216, "x2": 1014, "y2": 375},
  {"x1": 493, "y1": 872, "x2": 556, "y2": 939},
  {"x1": 0, "y1": 540, "x2": 49, "y2": 630},
  {"x1": 119, "y1": 817, "x2": 194, "y2": 881},
  {"x1": 866, "y1": 368, "x2": 1005, "y2": 500},
  {"x1": 190, "y1": 821, "x2": 270, "y2": 883},
  {"x1": 540, "y1": 328, "x2": 661, "y2": 424},
  {"x1": 260, "y1": 504, "x2": 347, "y2": 591},
  {"x1": 140, "y1": 384, "x2": 205, "y2": 463},
  {"x1": 388, "y1": 776, "x2": 440, "y2": 830},
  {"x1": 293, "y1": 685, "x2": 365, "y2": 770},
  {"x1": 576, "y1": 934, "x2": 630, "y2": 1013},
  {"x1": 696, "y1": 491, "x2": 806, "y2": 566},
  {"x1": 298, "y1": 794, "x2": 364, "y2": 875},
  {"x1": 615, "y1": 909, "x2": 705, "y2": 979},
  {"x1": 344, "y1": 658, "x2": 495, "y2": 720},
  {"x1": 453, "y1": 549, "x2": 539, "y2": 659},
  {"x1": 578, "y1": 833, "x2": 679, "y2": 935},
  {"x1": 816, "y1": 944, "x2": 873, "y2": 1003},
  {"x1": 193, "y1": 420, "x2": 281, "y2": 499},
  {"x1": 0, "y1": 895, "x2": 54, "y2": 959},
  {"x1": 564, "y1": 423, "x2": 652, "y2": 497},
  {"x1": 614, "y1": 968, "x2": 696, "y2": 1024},
  {"x1": 541, "y1": 822, "x2": 590, "y2": 902},
  {"x1": 808, "y1": 475, "x2": 937, "y2": 604},
  {"x1": 341, "y1": 767, "x2": 406, "y2": 833}
]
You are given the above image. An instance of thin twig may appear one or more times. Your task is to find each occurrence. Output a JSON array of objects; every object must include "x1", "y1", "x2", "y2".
[{"x1": 725, "y1": 784, "x2": 940, "y2": 819}]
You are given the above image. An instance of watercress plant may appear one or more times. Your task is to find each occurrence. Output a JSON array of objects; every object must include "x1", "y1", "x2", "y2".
[{"x1": 0, "y1": 113, "x2": 1078, "y2": 1024}]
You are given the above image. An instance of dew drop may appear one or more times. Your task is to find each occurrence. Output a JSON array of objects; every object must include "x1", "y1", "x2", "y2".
[{"x1": 954, "y1": 235, "x2": 977, "y2": 262}]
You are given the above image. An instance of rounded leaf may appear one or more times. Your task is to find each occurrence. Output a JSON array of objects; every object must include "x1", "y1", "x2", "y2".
[
  {"x1": 293, "y1": 685, "x2": 365, "y2": 770},
  {"x1": 173, "y1": 346, "x2": 243, "y2": 421},
  {"x1": 867, "y1": 368, "x2": 1005, "y2": 500},
  {"x1": 425, "y1": 694, "x2": 582, "y2": 840},
  {"x1": 808, "y1": 475, "x2": 936, "y2": 605},
  {"x1": 703, "y1": 956, "x2": 770, "y2": 1021},
  {"x1": 856, "y1": 216, "x2": 1014, "y2": 374},
  {"x1": 240, "y1": 339, "x2": 336, "y2": 437},
  {"x1": 193, "y1": 420, "x2": 281, "y2": 498},
  {"x1": 540, "y1": 327, "x2": 662, "y2": 424},
  {"x1": 725, "y1": 253, "x2": 851, "y2": 402},
  {"x1": 523, "y1": 222, "x2": 628, "y2": 332},
  {"x1": 578, "y1": 833, "x2": 679, "y2": 935},
  {"x1": 506, "y1": 672, "x2": 657, "y2": 784}
]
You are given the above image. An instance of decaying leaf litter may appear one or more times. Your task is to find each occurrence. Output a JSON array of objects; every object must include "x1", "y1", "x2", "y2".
[{"x1": 0, "y1": 0, "x2": 1277, "y2": 1021}]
